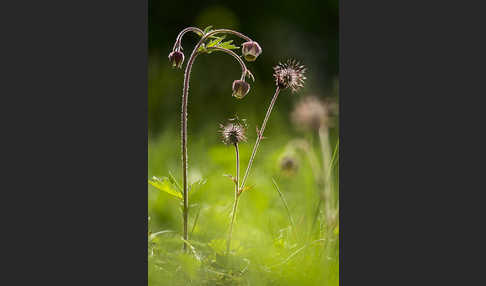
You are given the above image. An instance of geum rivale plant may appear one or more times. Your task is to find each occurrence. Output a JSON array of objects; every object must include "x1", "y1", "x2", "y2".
[
  {"x1": 223, "y1": 60, "x2": 306, "y2": 254},
  {"x1": 149, "y1": 26, "x2": 262, "y2": 251}
]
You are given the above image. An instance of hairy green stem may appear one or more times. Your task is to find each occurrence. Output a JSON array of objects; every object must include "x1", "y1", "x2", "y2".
[
  {"x1": 227, "y1": 143, "x2": 240, "y2": 255},
  {"x1": 179, "y1": 28, "x2": 253, "y2": 251},
  {"x1": 173, "y1": 27, "x2": 204, "y2": 51},
  {"x1": 240, "y1": 87, "x2": 281, "y2": 189}
]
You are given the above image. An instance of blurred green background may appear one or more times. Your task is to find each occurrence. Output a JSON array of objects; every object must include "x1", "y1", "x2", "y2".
[{"x1": 149, "y1": 1, "x2": 339, "y2": 285}]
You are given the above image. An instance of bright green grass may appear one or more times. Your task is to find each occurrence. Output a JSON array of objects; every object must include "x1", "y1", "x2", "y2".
[{"x1": 148, "y1": 127, "x2": 339, "y2": 286}]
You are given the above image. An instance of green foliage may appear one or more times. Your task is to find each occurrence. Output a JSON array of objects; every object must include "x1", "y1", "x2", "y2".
[
  {"x1": 197, "y1": 26, "x2": 239, "y2": 54},
  {"x1": 149, "y1": 176, "x2": 183, "y2": 200},
  {"x1": 148, "y1": 126, "x2": 339, "y2": 286}
]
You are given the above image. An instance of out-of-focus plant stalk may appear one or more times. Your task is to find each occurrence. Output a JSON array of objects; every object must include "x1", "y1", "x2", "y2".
[{"x1": 319, "y1": 126, "x2": 334, "y2": 228}]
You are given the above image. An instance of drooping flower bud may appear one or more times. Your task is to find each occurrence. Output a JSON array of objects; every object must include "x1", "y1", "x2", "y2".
[
  {"x1": 168, "y1": 50, "x2": 184, "y2": 69},
  {"x1": 241, "y1": 41, "x2": 262, "y2": 62},
  {"x1": 232, "y1": 80, "x2": 250, "y2": 99}
]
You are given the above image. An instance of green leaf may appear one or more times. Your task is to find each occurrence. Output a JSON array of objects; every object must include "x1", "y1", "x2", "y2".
[
  {"x1": 219, "y1": 40, "x2": 239, "y2": 50},
  {"x1": 148, "y1": 176, "x2": 183, "y2": 200},
  {"x1": 168, "y1": 171, "x2": 182, "y2": 194},
  {"x1": 206, "y1": 36, "x2": 225, "y2": 48},
  {"x1": 238, "y1": 185, "x2": 254, "y2": 196},
  {"x1": 197, "y1": 43, "x2": 207, "y2": 53},
  {"x1": 203, "y1": 25, "x2": 213, "y2": 34}
]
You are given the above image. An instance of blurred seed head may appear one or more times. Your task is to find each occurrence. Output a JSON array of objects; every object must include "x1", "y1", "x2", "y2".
[
  {"x1": 168, "y1": 50, "x2": 184, "y2": 69},
  {"x1": 232, "y1": 80, "x2": 250, "y2": 99},
  {"x1": 241, "y1": 41, "x2": 262, "y2": 62},
  {"x1": 219, "y1": 120, "x2": 247, "y2": 145},
  {"x1": 273, "y1": 59, "x2": 306, "y2": 92},
  {"x1": 280, "y1": 155, "x2": 299, "y2": 176},
  {"x1": 291, "y1": 96, "x2": 338, "y2": 131}
]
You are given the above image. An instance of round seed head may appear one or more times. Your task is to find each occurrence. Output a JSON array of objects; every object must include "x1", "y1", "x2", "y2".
[
  {"x1": 168, "y1": 50, "x2": 184, "y2": 69},
  {"x1": 232, "y1": 80, "x2": 250, "y2": 99},
  {"x1": 273, "y1": 59, "x2": 306, "y2": 92},
  {"x1": 291, "y1": 96, "x2": 334, "y2": 131},
  {"x1": 241, "y1": 41, "x2": 262, "y2": 62},
  {"x1": 220, "y1": 122, "x2": 247, "y2": 145}
]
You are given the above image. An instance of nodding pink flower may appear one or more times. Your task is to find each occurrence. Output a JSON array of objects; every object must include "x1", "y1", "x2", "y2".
[
  {"x1": 232, "y1": 80, "x2": 250, "y2": 99},
  {"x1": 168, "y1": 50, "x2": 184, "y2": 69},
  {"x1": 241, "y1": 41, "x2": 262, "y2": 62}
]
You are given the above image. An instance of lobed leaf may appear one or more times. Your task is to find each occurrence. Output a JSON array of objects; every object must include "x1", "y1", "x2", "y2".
[
  {"x1": 148, "y1": 176, "x2": 183, "y2": 200},
  {"x1": 203, "y1": 25, "x2": 213, "y2": 34},
  {"x1": 219, "y1": 40, "x2": 239, "y2": 50}
]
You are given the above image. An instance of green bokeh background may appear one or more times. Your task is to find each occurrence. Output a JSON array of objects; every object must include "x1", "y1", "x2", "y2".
[{"x1": 149, "y1": 1, "x2": 339, "y2": 285}]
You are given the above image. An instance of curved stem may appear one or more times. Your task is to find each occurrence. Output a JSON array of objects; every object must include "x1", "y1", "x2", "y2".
[
  {"x1": 227, "y1": 143, "x2": 240, "y2": 255},
  {"x1": 240, "y1": 87, "x2": 281, "y2": 189},
  {"x1": 179, "y1": 28, "x2": 253, "y2": 252},
  {"x1": 206, "y1": 46, "x2": 248, "y2": 80},
  {"x1": 206, "y1": 29, "x2": 252, "y2": 42},
  {"x1": 173, "y1": 27, "x2": 204, "y2": 51}
]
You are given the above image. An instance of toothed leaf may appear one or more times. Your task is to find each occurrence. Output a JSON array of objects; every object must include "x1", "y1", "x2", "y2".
[
  {"x1": 148, "y1": 176, "x2": 183, "y2": 200},
  {"x1": 219, "y1": 40, "x2": 239, "y2": 50},
  {"x1": 203, "y1": 25, "x2": 213, "y2": 34}
]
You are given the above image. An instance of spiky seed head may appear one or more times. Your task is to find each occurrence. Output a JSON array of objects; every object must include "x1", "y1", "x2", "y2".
[
  {"x1": 220, "y1": 122, "x2": 247, "y2": 145},
  {"x1": 232, "y1": 80, "x2": 250, "y2": 99},
  {"x1": 241, "y1": 41, "x2": 262, "y2": 62},
  {"x1": 273, "y1": 60, "x2": 306, "y2": 92},
  {"x1": 291, "y1": 96, "x2": 335, "y2": 131},
  {"x1": 168, "y1": 50, "x2": 184, "y2": 69}
]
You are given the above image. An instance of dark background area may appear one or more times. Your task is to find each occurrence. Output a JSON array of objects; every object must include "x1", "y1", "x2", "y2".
[{"x1": 148, "y1": 0, "x2": 338, "y2": 137}]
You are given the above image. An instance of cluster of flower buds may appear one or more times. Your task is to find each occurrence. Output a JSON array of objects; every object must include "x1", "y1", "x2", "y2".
[
  {"x1": 241, "y1": 41, "x2": 262, "y2": 62},
  {"x1": 168, "y1": 50, "x2": 184, "y2": 69},
  {"x1": 169, "y1": 29, "x2": 263, "y2": 99}
]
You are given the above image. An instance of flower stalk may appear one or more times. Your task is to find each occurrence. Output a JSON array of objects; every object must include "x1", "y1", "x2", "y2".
[
  {"x1": 226, "y1": 142, "x2": 240, "y2": 255},
  {"x1": 171, "y1": 27, "x2": 258, "y2": 251},
  {"x1": 240, "y1": 87, "x2": 280, "y2": 189},
  {"x1": 240, "y1": 59, "x2": 306, "y2": 190}
]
